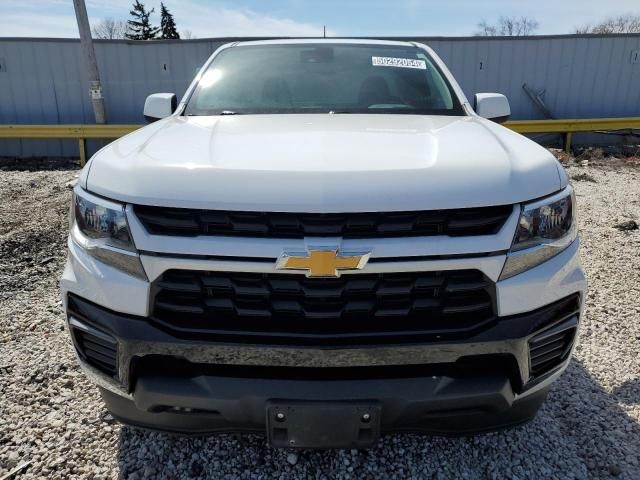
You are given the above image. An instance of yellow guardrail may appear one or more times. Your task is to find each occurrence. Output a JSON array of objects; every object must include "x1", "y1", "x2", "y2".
[
  {"x1": 506, "y1": 117, "x2": 640, "y2": 153},
  {"x1": 1, "y1": 117, "x2": 639, "y2": 165},
  {"x1": 506, "y1": 117, "x2": 640, "y2": 133},
  {"x1": 0, "y1": 124, "x2": 140, "y2": 166},
  {"x1": 0, "y1": 124, "x2": 140, "y2": 139}
]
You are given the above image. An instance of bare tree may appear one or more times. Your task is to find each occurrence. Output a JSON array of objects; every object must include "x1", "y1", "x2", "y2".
[
  {"x1": 475, "y1": 16, "x2": 539, "y2": 36},
  {"x1": 92, "y1": 18, "x2": 128, "y2": 39},
  {"x1": 476, "y1": 20, "x2": 498, "y2": 36},
  {"x1": 575, "y1": 14, "x2": 640, "y2": 34},
  {"x1": 182, "y1": 29, "x2": 196, "y2": 39}
]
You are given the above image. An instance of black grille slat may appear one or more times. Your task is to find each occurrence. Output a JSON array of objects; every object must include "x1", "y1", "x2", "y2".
[
  {"x1": 445, "y1": 279, "x2": 490, "y2": 293},
  {"x1": 156, "y1": 301, "x2": 204, "y2": 314},
  {"x1": 135, "y1": 205, "x2": 513, "y2": 239},
  {"x1": 531, "y1": 339, "x2": 566, "y2": 358},
  {"x1": 73, "y1": 329, "x2": 118, "y2": 376},
  {"x1": 83, "y1": 347, "x2": 116, "y2": 366},
  {"x1": 531, "y1": 347, "x2": 565, "y2": 365},
  {"x1": 530, "y1": 333, "x2": 566, "y2": 351},
  {"x1": 447, "y1": 214, "x2": 512, "y2": 229},
  {"x1": 529, "y1": 317, "x2": 578, "y2": 378},
  {"x1": 151, "y1": 269, "x2": 496, "y2": 345},
  {"x1": 155, "y1": 280, "x2": 201, "y2": 293},
  {"x1": 78, "y1": 332, "x2": 114, "y2": 349},
  {"x1": 441, "y1": 301, "x2": 492, "y2": 314},
  {"x1": 136, "y1": 212, "x2": 199, "y2": 230},
  {"x1": 82, "y1": 339, "x2": 117, "y2": 358}
]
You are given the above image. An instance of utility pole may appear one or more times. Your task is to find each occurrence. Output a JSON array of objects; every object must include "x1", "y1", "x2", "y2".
[{"x1": 73, "y1": 0, "x2": 107, "y2": 125}]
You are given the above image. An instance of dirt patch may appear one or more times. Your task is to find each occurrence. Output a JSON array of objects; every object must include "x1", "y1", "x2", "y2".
[
  {"x1": 571, "y1": 172, "x2": 597, "y2": 183},
  {"x1": 0, "y1": 228, "x2": 65, "y2": 298},
  {"x1": 0, "y1": 156, "x2": 80, "y2": 172},
  {"x1": 614, "y1": 220, "x2": 639, "y2": 232},
  {"x1": 551, "y1": 147, "x2": 640, "y2": 171}
]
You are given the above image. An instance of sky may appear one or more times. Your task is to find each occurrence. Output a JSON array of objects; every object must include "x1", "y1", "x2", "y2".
[{"x1": 1, "y1": 0, "x2": 639, "y2": 38}]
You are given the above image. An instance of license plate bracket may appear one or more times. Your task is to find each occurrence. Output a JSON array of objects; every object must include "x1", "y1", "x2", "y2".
[{"x1": 266, "y1": 401, "x2": 381, "y2": 449}]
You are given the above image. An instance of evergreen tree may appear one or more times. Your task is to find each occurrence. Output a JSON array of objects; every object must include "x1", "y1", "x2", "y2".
[
  {"x1": 125, "y1": 0, "x2": 160, "y2": 40},
  {"x1": 160, "y1": 3, "x2": 180, "y2": 39}
]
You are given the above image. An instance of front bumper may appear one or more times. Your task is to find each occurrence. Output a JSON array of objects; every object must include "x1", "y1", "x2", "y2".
[
  {"x1": 99, "y1": 371, "x2": 550, "y2": 441},
  {"x1": 60, "y1": 229, "x2": 586, "y2": 440},
  {"x1": 64, "y1": 288, "x2": 580, "y2": 440}
]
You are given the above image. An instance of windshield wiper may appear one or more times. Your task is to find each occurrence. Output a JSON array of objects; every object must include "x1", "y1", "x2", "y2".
[{"x1": 219, "y1": 110, "x2": 240, "y2": 115}]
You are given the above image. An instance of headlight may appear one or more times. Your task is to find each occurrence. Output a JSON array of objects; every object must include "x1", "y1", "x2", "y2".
[
  {"x1": 70, "y1": 188, "x2": 147, "y2": 280},
  {"x1": 74, "y1": 191, "x2": 133, "y2": 250},
  {"x1": 500, "y1": 187, "x2": 577, "y2": 280}
]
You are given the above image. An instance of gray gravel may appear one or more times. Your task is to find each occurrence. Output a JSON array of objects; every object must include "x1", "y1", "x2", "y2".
[{"x1": 1, "y1": 155, "x2": 639, "y2": 479}]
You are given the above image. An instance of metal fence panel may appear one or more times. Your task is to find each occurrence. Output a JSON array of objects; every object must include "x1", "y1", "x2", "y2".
[{"x1": 1, "y1": 35, "x2": 639, "y2": 157}]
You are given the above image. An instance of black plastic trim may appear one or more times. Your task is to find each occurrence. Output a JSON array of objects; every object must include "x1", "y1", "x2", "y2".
[
  {"x1": 148, "y1": 269, "x2": 498, "y2": 345},
  {"x1": 66, "y1": 291, "x2": 580, "y2": 397},
  {"x1": 99, "y1": 374, "x2": 550, "y2": 439},
  {"x1": 133, "y1": 204, "x2": 514, "y2": 239}
]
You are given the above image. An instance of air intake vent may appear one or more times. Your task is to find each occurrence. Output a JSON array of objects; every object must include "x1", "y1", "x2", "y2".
[
  {"x1": 70, "y1": 318, "x2": 118, "y2": 377},
  {"x1": 133, "y1": 205, "x2": 514, "y2": 239},
  {"x1": 528, "y1": 317, "x2": 577, "y2": 378}
]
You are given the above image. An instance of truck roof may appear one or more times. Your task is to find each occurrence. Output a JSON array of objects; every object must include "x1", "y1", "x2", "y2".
[{"x1": 232, "y1": 38, "x2": 419, "y2": 48}]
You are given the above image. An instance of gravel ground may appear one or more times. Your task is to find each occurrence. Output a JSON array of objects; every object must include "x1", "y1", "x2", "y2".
[{"x1": 0, "y1": 154, "x2": 639, "y2": 479}]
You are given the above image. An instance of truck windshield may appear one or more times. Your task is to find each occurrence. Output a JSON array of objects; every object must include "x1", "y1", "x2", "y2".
[{"x1": 184, "y1": 43, "x2": 465, "y2": 116}]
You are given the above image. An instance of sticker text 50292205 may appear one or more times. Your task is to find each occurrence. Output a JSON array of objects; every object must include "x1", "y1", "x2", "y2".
[{"x1": 371, "y1": 57, "x2": 427, "y2": 70}]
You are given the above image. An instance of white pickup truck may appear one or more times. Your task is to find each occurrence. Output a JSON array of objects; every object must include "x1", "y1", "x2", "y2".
[{"x1": 61, "y1": 39, "x2": 585, "y2": 449}]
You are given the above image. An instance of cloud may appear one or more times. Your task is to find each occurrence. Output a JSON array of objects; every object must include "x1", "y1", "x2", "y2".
[
  {"x1": 1, "y1": 13, "x2": 79, "y2": 38},
  {"x1": 172, "y1": 4, "x2": 332, "y2": 37},
  {"x1": 0, "y1": 0, "x2": 78, "y2": 37},
  {"x1": 0, "y1": 0, "x2": 333, "y2": 38}
]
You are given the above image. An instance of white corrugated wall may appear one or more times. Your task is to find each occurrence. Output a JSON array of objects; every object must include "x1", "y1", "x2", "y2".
[{"x1": 1, "y1": 34, "x2": 639, "y2": 156}]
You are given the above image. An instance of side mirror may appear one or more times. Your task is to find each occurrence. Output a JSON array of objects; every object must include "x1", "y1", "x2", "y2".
[
  {"x1": 474, "y1": 93, "x2": 510, "y2": 123},
  {"x1": 144, "y1": 93, "x2": 177, "y2": 122}
]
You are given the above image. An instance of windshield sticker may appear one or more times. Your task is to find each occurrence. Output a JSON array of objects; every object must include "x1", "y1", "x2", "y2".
[{"x1": 372, "y1": 56, "x2": 427, "y2": 69}]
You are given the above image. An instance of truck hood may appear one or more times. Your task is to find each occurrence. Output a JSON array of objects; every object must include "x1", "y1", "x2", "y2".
[{"x1": 85, "y1": 114, "x2": 562, "y2": 211}]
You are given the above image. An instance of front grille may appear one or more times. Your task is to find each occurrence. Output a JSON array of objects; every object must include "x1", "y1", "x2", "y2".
[
  {"x1": 134, "y1": 205, "x2": 513, "y2": 239},
  {"x1": 151, "y1": 269, "x2": 496, "y2": 345},
  {"x1": 528, "y1": 317, "x2": 578, "y2": 378},
  {"x1": 71, "y1": 323, "x2": 118, "y2": 376}
]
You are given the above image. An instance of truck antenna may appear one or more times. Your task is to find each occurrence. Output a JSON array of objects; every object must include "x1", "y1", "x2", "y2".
[{"x1": 323, "y1": 25, "x2": 326, "y2": 38}]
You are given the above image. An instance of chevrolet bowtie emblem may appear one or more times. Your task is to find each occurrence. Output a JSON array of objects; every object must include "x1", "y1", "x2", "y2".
[{"x1": 276, "y1": 248, "x2": 371, "y2": 278}]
